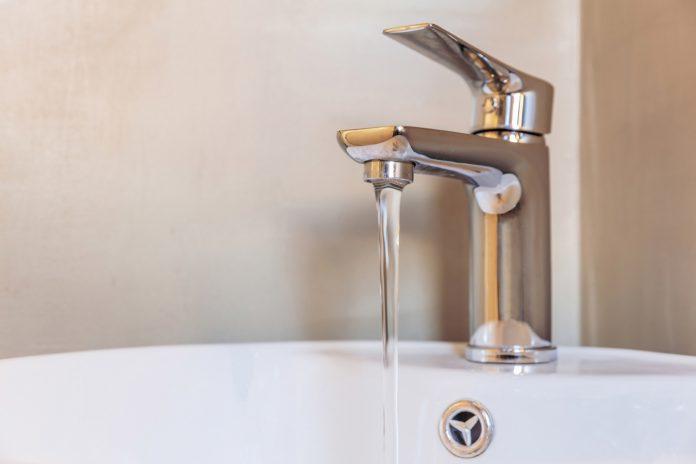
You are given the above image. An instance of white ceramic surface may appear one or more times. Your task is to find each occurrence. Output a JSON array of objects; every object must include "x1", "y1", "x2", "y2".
[{"x1": 0, "y1": 342, "x2": 694, "y2": 464}]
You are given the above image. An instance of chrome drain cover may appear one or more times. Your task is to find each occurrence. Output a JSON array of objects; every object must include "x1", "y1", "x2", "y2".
[{"x1": 439, "y1": 400, "x2": 493, "y2": 458}]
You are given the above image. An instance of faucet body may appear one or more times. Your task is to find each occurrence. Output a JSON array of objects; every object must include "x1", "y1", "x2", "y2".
[{"x1": 338, "y1": 24, "x2": 555, "y2": 363}]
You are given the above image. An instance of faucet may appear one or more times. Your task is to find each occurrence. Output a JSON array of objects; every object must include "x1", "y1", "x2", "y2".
[{"x1": 337, "y1": 23, "x2": 555, "y2": 364}]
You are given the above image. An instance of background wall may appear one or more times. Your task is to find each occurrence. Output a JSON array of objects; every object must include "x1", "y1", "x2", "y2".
[
  {"x1": 581, "y1": 0, "x2": 696, "y2": 355},
  {"x1": 0, "y1": 0, "x2": 581, "y2": 358}
]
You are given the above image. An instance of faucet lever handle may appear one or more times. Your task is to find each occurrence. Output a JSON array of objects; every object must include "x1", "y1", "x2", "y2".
[{"x1": 383, "y1": 23, "x2": 553, "y2": 135}]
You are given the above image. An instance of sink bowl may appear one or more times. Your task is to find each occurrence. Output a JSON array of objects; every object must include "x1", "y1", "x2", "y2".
[{"x1": 0, "y1": 341, "x2": 694, "y2": 463}]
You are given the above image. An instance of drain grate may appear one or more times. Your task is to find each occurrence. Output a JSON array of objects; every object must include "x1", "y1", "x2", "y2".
[{"x1": 439, "y1": 400, "x2": 493, "y2": 458}]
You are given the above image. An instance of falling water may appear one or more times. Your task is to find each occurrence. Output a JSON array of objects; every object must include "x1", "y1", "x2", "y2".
[{"x1": 373, "y1": 185, "x2": 403, "y2": 464}]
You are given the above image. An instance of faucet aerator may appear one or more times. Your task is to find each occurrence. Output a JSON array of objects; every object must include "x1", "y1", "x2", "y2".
[{"x1": 363, "y1": 160, "x2": 414, "y2": 190}]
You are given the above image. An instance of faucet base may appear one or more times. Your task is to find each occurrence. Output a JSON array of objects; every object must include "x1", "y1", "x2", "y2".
[{"x1": 464, "y1": 345, "x2": 557, "y2": 364}]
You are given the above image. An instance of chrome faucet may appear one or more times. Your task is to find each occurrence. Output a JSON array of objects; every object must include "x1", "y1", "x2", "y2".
[{"x1": 337, "y1": 23, "x2": 555, "y2": 363}]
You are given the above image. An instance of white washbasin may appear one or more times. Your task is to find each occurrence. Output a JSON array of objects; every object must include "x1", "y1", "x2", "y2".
[{"x1": 0, "y1": 341, "x2": 695, "y2": 463}]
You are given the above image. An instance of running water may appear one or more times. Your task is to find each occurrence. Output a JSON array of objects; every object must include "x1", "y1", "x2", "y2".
[{"x1": 373, "y1": 185, "x2": 403, "y2": 464}]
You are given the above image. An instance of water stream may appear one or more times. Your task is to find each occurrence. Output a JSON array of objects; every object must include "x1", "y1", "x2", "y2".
[{"x1": 373, "y1": 185, "x2": 403, "y2": 464}]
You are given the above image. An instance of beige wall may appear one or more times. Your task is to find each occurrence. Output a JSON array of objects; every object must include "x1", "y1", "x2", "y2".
[
  {"x1": 0, "y1": 0, "x2": 581, "y2": 358},
  {"x1": 581, "y1": 0, "x2": 696, "y2": 355}
]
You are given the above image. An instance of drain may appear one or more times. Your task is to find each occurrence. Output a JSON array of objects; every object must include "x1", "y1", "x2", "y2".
[{"x1": 439, "y1": 400, "x2": 493, "y2": 458}]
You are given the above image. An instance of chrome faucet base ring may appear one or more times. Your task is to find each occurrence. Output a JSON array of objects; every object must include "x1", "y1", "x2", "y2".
[{"x1": 464, "y1": 345, "x2": 557, "y2": 364}]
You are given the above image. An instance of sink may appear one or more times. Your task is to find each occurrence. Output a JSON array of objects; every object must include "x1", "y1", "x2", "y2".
[{"x1": 0, "y1": 341, "x2": 694, "y2": 463}]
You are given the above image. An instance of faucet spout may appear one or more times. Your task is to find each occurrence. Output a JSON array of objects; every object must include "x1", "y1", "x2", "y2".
[
  {"x1": 338, "y1": 125, "x2": 530, "y2": 215},
  {"x1": 338, "y1": 126, "x2": 502, "y2": 187}
]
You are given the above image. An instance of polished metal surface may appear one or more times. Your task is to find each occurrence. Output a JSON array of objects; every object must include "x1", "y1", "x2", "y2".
[
  {"x1": 439, "y1": 399, "x2": 493, "y2": 458},
  {"x1": 337, "y1": 24, "x2": 555, "y2": 363},
  {"x1": 384, "y1": 23, "x2": 553, "y2": 135}
]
